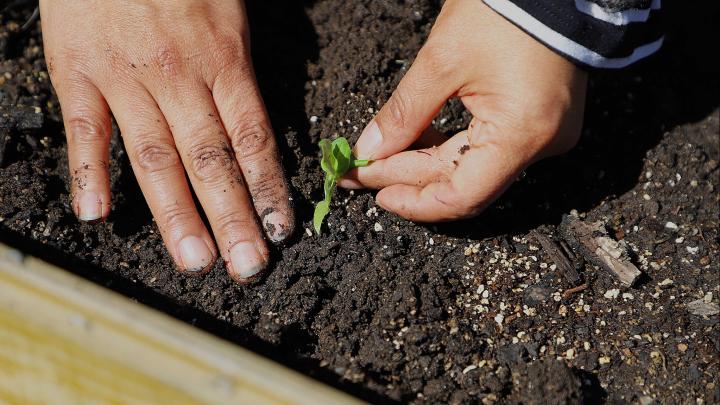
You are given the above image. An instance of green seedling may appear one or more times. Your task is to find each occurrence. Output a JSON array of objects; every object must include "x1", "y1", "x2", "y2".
[{"x1": 313, "y1": 137, "x2": 369, "y2": 234}]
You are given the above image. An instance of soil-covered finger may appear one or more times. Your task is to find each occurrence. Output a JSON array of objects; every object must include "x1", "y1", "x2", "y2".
[
  {"x1": 157, "y1": 85, "x2": 270, "y2": 281},
  {"x1": 53, "y1": 75, "x2": 112, "y2": 222},
  {"x1": 103, "y1": 85, "x2": 217, "y2": 274},
  {"x1": 212, "y1": 85, "x2": 294, "y2": 243}
]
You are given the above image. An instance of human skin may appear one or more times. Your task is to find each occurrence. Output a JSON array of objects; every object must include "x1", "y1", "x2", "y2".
[
  {"x1": 340, "y1": 0, "x2": 588, "y2": 221},
  {"x1": 39, "y1": 0, "x2": 294, "y2": 282}
]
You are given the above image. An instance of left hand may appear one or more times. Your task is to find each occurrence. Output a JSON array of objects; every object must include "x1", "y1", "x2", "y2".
[{"x1": 338, "y1": 0, "x2": 587, "y2": 221}]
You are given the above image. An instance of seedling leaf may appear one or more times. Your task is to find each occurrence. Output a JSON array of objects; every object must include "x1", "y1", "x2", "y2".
[
  {"x1": 331, "y1": 137, "x2": 352, "y2": 174},
  {"x1": 318, "y1": 139, "x2": 335, "y2": 176},
  {"x1": 313, "y1": 199, "x2": 331, "y2": 235},
  {"x1": 313, "y1": 136, "x2": 371, "y2": 234}
]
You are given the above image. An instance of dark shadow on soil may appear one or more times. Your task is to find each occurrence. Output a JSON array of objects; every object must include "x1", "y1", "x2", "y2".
[
  {"x1": 578, "y1": 370, "x2": 607, "y2": 404},
  {"x1": 433, "y1": 1, "x2": 720, "y2": 240}
]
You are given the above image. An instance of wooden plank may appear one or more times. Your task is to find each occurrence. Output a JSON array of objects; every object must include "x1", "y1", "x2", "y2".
[{"x1": 0, "y1": 244, "x2": 364, "y2": 404}]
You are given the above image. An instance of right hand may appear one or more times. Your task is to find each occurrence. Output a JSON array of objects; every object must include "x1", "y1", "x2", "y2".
[
  {"x1": 40, "y1": 0, "x2": 294, "y2": 282},
  {"x1": 340, "y1": 0, "x2": 586, "y2": 222}
]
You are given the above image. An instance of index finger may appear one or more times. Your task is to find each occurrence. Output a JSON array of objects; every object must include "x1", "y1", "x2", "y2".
[{"x1": 374, "y1": 125, "x2": 526, "y2": 222}]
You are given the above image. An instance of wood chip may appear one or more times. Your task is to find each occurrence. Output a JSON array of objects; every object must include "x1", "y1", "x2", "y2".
[{"x1": 560, "y1": 215, "x2": 642, "y2": 287}]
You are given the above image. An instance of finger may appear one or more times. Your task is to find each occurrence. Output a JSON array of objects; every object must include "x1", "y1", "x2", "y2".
[
  {"x1": 155, "y1": 84, "x2": 269, "y2": 282},
  {"x1": 211, "y1": 64, "x2": 294, "y2": 243},
  {"x1": 102, "y1": 84, "x2": 217, "y2": 273},
  {"x1": 354, "y1": 45, "x2": 458, "y2": 160},
  {"x1": 53, "y1": 72, "x2": 112, "y2": 222},
  {"x1": 339, "y1": 128, "x2": 462, "y2": 190},
  {"x1": 375, "y1": 123, "x2": 526, "y2": 222}
]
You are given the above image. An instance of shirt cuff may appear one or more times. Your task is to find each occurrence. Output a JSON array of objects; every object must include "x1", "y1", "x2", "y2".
[{"x1": 483, "y1": 0, "x2": 664, "y2": 69}]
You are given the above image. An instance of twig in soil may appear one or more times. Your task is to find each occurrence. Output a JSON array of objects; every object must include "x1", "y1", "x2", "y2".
[
  {"x1": 560, "y1": 215, "x2": 642, "y2": 287},
  {"x1": 1, "y1": 1, "x2": 39, "y2": 33},
  {"x1": 562, "y1": 283, "x2": 588, "y2": 299},
  {"x1": 20, "y1": 7, "x2": 39, "y2": 32}
]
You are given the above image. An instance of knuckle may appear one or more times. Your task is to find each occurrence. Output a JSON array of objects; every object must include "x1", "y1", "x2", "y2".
[
  {"x1": 214, "y1": 215, "x2": 258, "y2": 247},
  {"x1": 228, "y1": 121, "x2": 273, "y2": 160},
  {"x1": 187, "y1": 140, "x2": 236, "y2": 182},
  {"x1": 53, "y1": 48, "x2": 92, "y2": 76},
  {"x1": 160, "y1": 202, "x2": 197, "y2": 231},
  {"x1": 384, "y1": 88, "x2": 411, "y2": 130},
  {"x1": 418, "y1": 40, "x2": 456, "y2": 77},
  {"x1": 212, "y1": 38, "x2": 248, "y2": 69},
  {"x1": 133, "y1": 137, "x2": 181, "y2": 174},
  {"x1": 206, "y1": 33, "x2": 251, "y2": 85},
  {"x1": 102, "y1": 47, "x2": 134, "y2": 78},
  {"x1": 248, "y1": 173, "x2": 286, "y2": 204},
  {"x1": 66, "y1": 116, "x2": 108, "y2": 146},
  {"x1": 151, "y1": 43, "x2": 183, "y2": 78}
]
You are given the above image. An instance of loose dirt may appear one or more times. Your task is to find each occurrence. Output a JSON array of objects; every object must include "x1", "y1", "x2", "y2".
[{"x1": 1, "y1": 1, "x2": 718, "y2": 403}]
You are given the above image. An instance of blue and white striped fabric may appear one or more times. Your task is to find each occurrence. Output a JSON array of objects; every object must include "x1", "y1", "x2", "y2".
[{"x1": 483, "y1": 0, "x2": 664, "y2": 68}]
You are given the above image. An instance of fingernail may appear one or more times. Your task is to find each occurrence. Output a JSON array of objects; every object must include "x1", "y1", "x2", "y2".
[
  {"x1": 76, "y1": 192, "x2": 103, "y2": 222},
  {"x1": 230, "y1": 241, "x2": 266, "y2": 279},
  {"x1": 354, "y1": 121, "x2": 383, "y2": 159},
  {"x1": 178, "y1": 236, "x2": 214, "y2": 273},
  {"x1": 262, "y1": 211, "x2": 290, "y2": 243}
]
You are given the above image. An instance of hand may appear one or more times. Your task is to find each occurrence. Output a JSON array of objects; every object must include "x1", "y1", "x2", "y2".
[
  {"x1": 339, "y1": 0, "x2": 587, "y2": 221},
  {"x1": 40, "y1": 0, "x2": 294, "y2": 281}
]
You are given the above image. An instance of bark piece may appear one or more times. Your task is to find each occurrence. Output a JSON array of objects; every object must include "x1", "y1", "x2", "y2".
[
  {"x1": 560, "y1": 215, "x2": 642, "y2": 287},
  {"x1": 531, "y1": 231, "x2": 581, "y2": 285}
]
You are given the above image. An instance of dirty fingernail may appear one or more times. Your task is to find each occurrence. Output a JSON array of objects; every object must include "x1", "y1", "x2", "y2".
[
  {"x1": 178, "y1": 236, "x2": 214, "y2": 273},
  {"x1": 262, "y1": 211, "x2": 291, "y2": 243},
  {"x1": 76, "y1": 192, "x2": 103, "y2": 222},
  {"x1": 354, "y1": 120, "x2": 382, "y2": 159},
  {"x1": 230, "y1": 241, "x2": 266, "y2": 279}
]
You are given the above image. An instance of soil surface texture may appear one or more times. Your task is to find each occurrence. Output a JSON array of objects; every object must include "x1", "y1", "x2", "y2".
[{"x1": 1, "y1": 1, "x2": 719, "y2": 404}]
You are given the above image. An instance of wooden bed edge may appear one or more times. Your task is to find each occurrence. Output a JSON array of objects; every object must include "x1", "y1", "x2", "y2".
[{"x1": 0, "y1": 243, "x2": 364, "y2": 404}]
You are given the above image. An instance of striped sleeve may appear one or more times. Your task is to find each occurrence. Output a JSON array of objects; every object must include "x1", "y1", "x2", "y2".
[{"x1": 483, "y1": 0, "x2": 664, "y2": 69}]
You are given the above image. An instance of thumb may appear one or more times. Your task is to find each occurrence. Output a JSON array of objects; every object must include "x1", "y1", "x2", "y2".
[{"x1": 354, "y1": 46, "x2": 457, "y2": 160}]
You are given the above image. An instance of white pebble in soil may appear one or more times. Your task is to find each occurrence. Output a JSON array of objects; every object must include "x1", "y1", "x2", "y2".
[{"x1": 604, "y1": 289, "x2": 620, "y2": 299}]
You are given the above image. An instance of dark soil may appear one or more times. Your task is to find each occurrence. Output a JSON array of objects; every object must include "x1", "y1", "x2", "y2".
[{"x1": 2, "y1": 1, "x2": 719, "y2": 403}]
